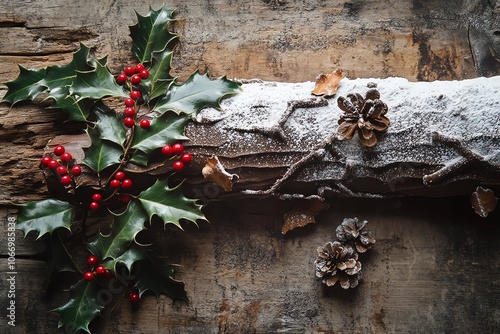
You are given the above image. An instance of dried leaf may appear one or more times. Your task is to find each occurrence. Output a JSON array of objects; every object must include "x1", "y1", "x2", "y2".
[
  {"x1": 202, "y1": 156, "x2": 239, "y2": 192},
  {"x1": 470, "y1": 186, "x2": 498, "y2": 217},
  {"x1": 282, "y1": 199, "x2": 328, "y2": 235},
  {"x1": 311, "y1": 69, "x2": 344, "y2": 97}
]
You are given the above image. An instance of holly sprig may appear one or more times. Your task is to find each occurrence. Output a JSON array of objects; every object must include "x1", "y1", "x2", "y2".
[{"x1": 2, "y1": 5, "x2": 240, "y2": 333}]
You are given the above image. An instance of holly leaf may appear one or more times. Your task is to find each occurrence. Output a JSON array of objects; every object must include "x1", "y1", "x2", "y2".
[
  {"x1": 87, "y1": 200, "x2": 148, "y2": 261},
  {"x1": 138, "y1": 179, "x2": 206, "y2": 229},
  {"x1": 39, "y1": 232, "x2": 77, "y2": 291},
  {"x1": 129, "y1": 5, "x2": 177, "y2": 64},
  {"x1": 152, "y1": 71, "x2": 241, "y2": 118},
  {"x1": 129, "y1": 149, "x2": 150, "y2": 166},
  {"x1": 17, "y1": 199, "x2": 75, "y2": 239},
  {"x1": 100, "y1": 244, "x2": 148, "y2": 273},
  {"x1": 50, "y1": 94, "x2": 93, "y2": 122},
  {"x1": 2, "y1": 66, "x2": 47, "y2": 105},
  {"x1": 131, "y1": 112, "x2": 189, "y2": 155},
  {"x1": 53, "y1": 280, "x2": 105, "y2": 334},
  {"x1": 135, "y1": 257, "x2": 187, "y2": 300},
  {"x1": 143, "y1": 50, "x2": 174, "y2": 100},
  {"x1": 83, "y1": 127, "x2": 123, "y2": 173},
  {"x1": 70, "y1": 58, "x2": 127, "y2": 100},
  {"x1": 95, "y1": 105, "x2": 127, "y2": 147}
]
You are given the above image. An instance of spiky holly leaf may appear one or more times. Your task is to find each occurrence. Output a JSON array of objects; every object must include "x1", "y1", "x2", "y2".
[
  {"x1": 129, "y1": 5, "x2": 177, "y2": 64},
  {"x1": 138, "y1": 179, "x2": 206, "y2": 229},
  {"x1": 40, "y1": 43, "x2": 94, "y2": 103},
  {"x1": 39, "y1": 232, "x2": 77, "y2": 291},
  {"x1": 83, "y1": 127, "x2": 122, "y2": 173},
  {"x1": 53, "y1": 280, "x2": 105, "y2": 334},
  {"x1": 135, "y1": 257, "x2": 187, "y2": 300},
  {"x1": 17, "y1": 199, "x2": 75, "y2": 239},
  {"x1": 2, "y1": 66, "x2": 47, "y2": 105},
  {"x1": 143, "y1": 50, "x2": 174, "y2": 100},
  {"x1": 50, "y1": 94, "x2": 93, "y2": 122},
  {"x1": 100, "y1": 244, "x2": 148, "y2": 273},
  {"x1": 152, "y1": 71, "x2": 241, "y2": 118},
  {"x1": 70, "y1": 58, "x2": 127, "y2": 101},
  {"x1": 87, "y1": 200, "x2": 148, "y2": 261},
  {"x1": 131, "y1": 112, "x2": 189, "y2": 156},
  {"x1": 95, "y1": 105, "x2": 127, "y2": 148},
  {"x1": 129, "y1": 149, "x2": 150, "y2": 166}
]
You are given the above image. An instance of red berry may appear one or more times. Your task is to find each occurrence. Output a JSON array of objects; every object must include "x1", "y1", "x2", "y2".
[
  {"x1": 103, "y1": 269, "x2": 113, "y2": 279},
  {"x1": 124, "y1": 98, "x2": 135, "y2": 107},
  {"x1": 61, "y1": 152, "x2": 72, "y2": 163},
  {"x1": 71, "y1": 165, "x2": 82, "y2": 176},
  {"x1": 61, "y1": 175, "x2": 72, "y2": 186},
  {"x1": 131, "y1": 74, "x2": 141, "y2": 85},
  {"x1": 95, "y1": 265, "x2": 106, "y2": 275},
  {"x1": 48, "y1": 159, "x2": 59, "y2": 169},
  {"x1": 130, "y1": 90, "x2": 141, "y2": 100},
  {"x1": 181, "y1": 153, "x2": 192, "y2": 164},
  {"x1": 56, "y1": 165, "x2": 68, "y2": 175},
  {"x1": 114, "y1": 171, "x2": 125, "y2": 181},
  {"x1": 89, "y1": 202, "x2": 99, "y2": 210},
  {"x1": 92, "y1": 193, "x2": 102, "y2": 202},
  {"x1": 87, "y1": 255, "x2": 98, "y2": 266},
  {"x1": 53, "y1": 145, "x2": 65, "y2": 156},
  {"x1": 139, "y1": 69, "x2": 149, "y2": 79},
  {"x1": 117, "y1": 73, "x2": 127, "y2": 84},
  {"x1": 83, "y1": 271, "x2": 94, "y2": 281},
  {"x1": 172, "y1": 143, "x2": 184, "y2": 154},
  {"x1": 161, "y1": 145, "x2": 173, "y2": 155},
  {"x1": 110, "y1": 179, "x2": 121, "y2": 188},
  {"x1": 41, "y1": 156, "x2": 51, "y2": 166},
  {"x1": 124, "y1": 107, "x2": 136, "y2": 117},
  {"x1": 173, "y1": 160, "x2": 184, "y2": 171},
  {"x1": 121, "y1": 194, "x2": 132, "y2": 203},
  {"x1": 124, "y1": 66, "x2": 135, "y2": 76},
  {"x1": 124, "y1": 117, "x2": 135, "y2": 128},
  {"x1": 128, "y1": 292, "x2": 140, "y2": 303},
  {"x1": 139, "y1": 119, "x2": 150, "y2": 129},
  {"x1": 134, "y1": 63, "x2": 145, "y2": 73},
  {"x1": 121, "y1": 179, "x2": 132, "y2": 189}
]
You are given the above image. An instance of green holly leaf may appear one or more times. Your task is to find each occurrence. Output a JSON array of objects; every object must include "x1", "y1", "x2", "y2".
[
  {"x1": 83, "y1": 127, "x2": 123, "y2": 173},
  {"x1": 16, "y1": 199, "x2": 75, "y2": 239},
  {"x1": 131, "y1": 112, "x2": 189, "y2": 155},
  {"x1": 53, "y1": 280, "x2": 105, "y2": 334},
  {"x1": 135, "y1": 257, "x2": 187, "y2": 300},
  {"x1": 70, "y1": 58, "x2": 127, "y2": 100},
  {"x1": 87, "y1": 200, "x2": 148, "y2": 261},
  {"x1": 40, "y1": 43, "x2": 94, "y2": 103},
  {"x1": 152, "y1": 70, "x2": 241, "y2": 118},
  {"x1": 39, "y1": 232, "x2": 77, "y2": 291},
  {"x1": 100, "y1": 244, "x2": 148, "y2": 273},
  {"x1": 143, "y1": 50, "x2": 174, "y2": 100},
  {"x1": 129, "y1": 5, "x2": 177, "y2": 64},
  {"x1": 50, "y1": 94, "x2": 93, "y2": 122},
  {"x1": 138, "y1": 179, "x2": 206, "y2": 229},
  {"x1": 129, "y1": 149, "x2": 150, "y2": 166},
  {"x1": 2, "y1": 66, "x2": 47, "y2": 105},
  {"x1": 95, "y1": 104, "x2": 127, "y2": 147}
]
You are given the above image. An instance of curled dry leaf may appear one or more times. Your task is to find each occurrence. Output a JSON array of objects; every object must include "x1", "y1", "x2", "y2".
[
  {"x1": 470, "y1": 186, "x2": 498, "y2": 217},
  {"x1": 282, "y1": 199, "x2": 328, "y2": 235},
  {"x1": 311, "y1": 69, "x2": 344, "y2": 97},
  {"x1": 202, "y1": 156, "x2": 239, "y2": 192}
]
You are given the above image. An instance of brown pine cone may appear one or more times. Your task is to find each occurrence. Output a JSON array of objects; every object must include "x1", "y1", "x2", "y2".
[
  {"x1": 315, "y1": 241, "x2": 362, "y2": 289},
  {"x1": 335, "y1": 217, "x2": 376, "y2": 253}
]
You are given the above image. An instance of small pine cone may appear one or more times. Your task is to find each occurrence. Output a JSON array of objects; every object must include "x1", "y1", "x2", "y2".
[
  {"x1": 315, "y1": 241, "x2": 362, "y2": 289},
  {"x1": 336, "y1": 217, "x2": 376, "y2": 253}
]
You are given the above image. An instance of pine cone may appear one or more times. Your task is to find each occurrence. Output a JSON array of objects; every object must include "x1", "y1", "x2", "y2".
[
  {"x1": 336, "y1": 217, "x2": 376, "y2": 253},
  {"x1": 315, "y1": 241, "x2": 362, "y2": 289},
  {"x1": 337, "y1": 88, "x2": 390, "y2": 147}
]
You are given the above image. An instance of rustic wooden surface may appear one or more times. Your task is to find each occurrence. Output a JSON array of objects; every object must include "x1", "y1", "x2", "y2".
[{"x1": 1, "y1": 0, "x2": 500, "y2": 333}]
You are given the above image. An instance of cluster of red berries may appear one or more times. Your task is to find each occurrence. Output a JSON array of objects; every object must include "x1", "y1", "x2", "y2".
[
  {"x1": 116, "y1": 64, "x2": 151, "y2": 130},
  {"x1": 161, "y1": 142, "x2": 192, "y2": 171},
  {"x1": 40, "y1": 145, "x2": 82, "y2": 186},
  {"x1": 88, "y1": 170, "x2": 133, "y2": 211},
  {"x1": 83, "y1": 255, "x2": 113, "y2": 281}
]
